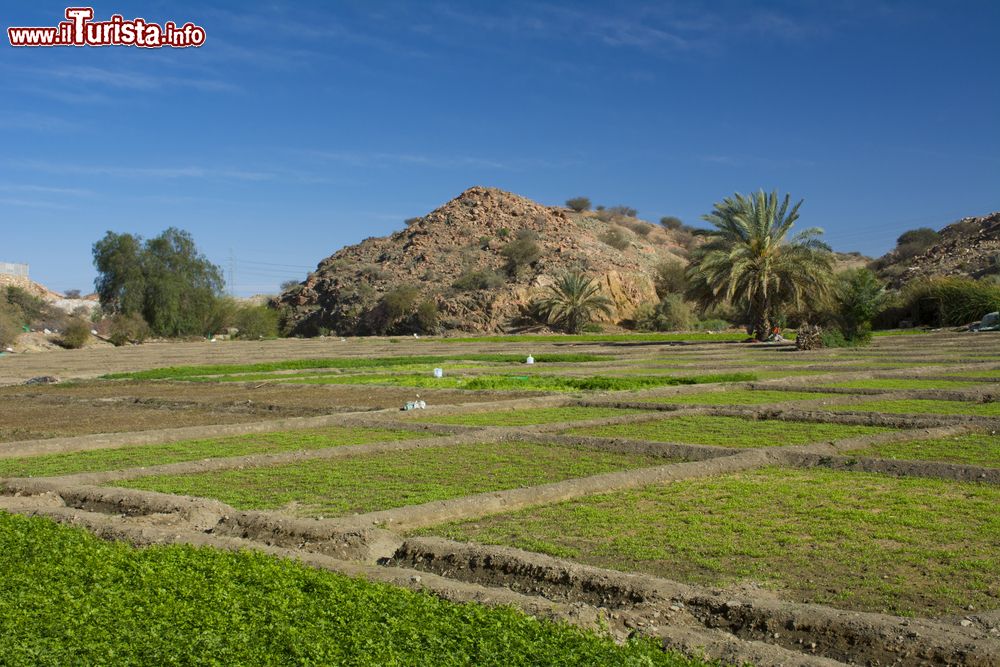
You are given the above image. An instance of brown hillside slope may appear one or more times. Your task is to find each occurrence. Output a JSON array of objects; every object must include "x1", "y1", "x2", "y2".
[
  {"x1": 874, "y1": 211, "x2": 1000, "y2": 288},
  {"x1": 278, "y1": 187, "x2": 692, "y2": 335}
]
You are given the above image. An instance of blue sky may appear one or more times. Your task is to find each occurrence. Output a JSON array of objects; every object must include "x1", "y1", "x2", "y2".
[{"x1": 2, "y1": 1, "x2": 998, "y2": 295}]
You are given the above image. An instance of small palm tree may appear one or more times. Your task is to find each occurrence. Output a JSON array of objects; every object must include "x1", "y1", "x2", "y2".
[
  {"x1": 688, "y1": 190, "x2": 833, "y2": 340},
  {"x1": 535, "y1": 272, "x2": 613, "y2": 333}
]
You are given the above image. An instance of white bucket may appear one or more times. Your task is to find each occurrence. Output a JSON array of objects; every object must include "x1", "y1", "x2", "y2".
[{"x1": 433, "y1": 368, "x2": 443, "y2": 378}]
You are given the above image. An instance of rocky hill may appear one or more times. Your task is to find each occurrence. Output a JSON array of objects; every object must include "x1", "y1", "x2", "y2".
[
  {"x1": 277, "y1": 187, "x2": 694, "y2": 335},
  {"x1": 873, "y1": 211, "x2": 1000, "y2": 288}
]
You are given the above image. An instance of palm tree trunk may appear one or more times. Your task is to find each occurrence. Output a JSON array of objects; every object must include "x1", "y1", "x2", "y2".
[{"x1": 752, "y1": 297, "x2": 771, "y2": 341}]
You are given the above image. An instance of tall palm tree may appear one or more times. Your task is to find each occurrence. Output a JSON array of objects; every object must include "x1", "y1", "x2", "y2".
[
  {"x1": 535, "y1": 272, "x2": 613, "y2": 334},
  {"x1": 687, "y1": 190, "x2": 833, "y2": 340}
]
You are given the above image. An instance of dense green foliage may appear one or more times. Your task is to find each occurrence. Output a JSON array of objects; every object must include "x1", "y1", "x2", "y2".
[
  {"x1": 115, "y1": 442, "x2": 671, "y2": 516},
  {"x1": 234, "y1": 305, "x2": 280, "y2": 339},
  {"x1": 900, "y1": 276, "x2": 1000, "y2": 326},
  {"x1": 688, "y1": 190, "x2": 833, "y2": 340},
  {"x1": 0, "y1": 512, "x2": 702, "y2": 666},
  {"x1": 534, "y1": 272, "x2": 613, "y2": 334},
  {"x1": 422, "y1": 467, "x2": 1000, "y2": 616},
  {"x1": 93, "y1": 228, "x2": 225, "y2": 337},
  {"x1": 833, "y1": 268, "x2": 886, "y2": 343},
  {"x1": 565, "y1": 196, "x2": 591, "y2": 212},
  {"x1": 633, "y1": 294, "x2": 693, "y2": 332}
]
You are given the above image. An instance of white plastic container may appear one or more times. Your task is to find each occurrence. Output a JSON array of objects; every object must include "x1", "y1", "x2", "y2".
[
  {"x1": 525, "y1": 355, "x2": 535, "y2": 365},
  {"x1": 433, "y1": 368, "x2": 443, "y2": 378}
]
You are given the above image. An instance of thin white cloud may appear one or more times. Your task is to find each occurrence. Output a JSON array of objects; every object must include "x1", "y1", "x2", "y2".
[
  {"x1": 5, "y1": 159, "x2": 274, "y2": 182},
  {"x1": 0, "y1": 184, "x2": 95, "y2": 197},
  {"x1": 0, "y1": 197, "x2": 74, "y2": 210}
]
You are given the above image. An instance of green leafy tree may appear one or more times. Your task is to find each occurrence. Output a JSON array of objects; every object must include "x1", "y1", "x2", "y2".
[
  {"x1": 688, "y1": 190, "x2": 833, "y2": 340},
  {"x1": 92, "y1": 228, "x2": 226, "y2": 337},
  {"x1": 565, "y1": 197, "x2": 591, "y2": 212},
  {"x1": 836, "y1": 268, "x2": 886, "y2": 342},
  {"x1": 534, "y1": 272, "x2": 613, "y2": 333}
]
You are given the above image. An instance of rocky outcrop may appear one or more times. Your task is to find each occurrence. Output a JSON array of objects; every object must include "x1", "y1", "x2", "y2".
[
  {"x1": 277, "y1": 187, "x2": 685, "y2": 335},
  {"x1": 874, "y1": 211, "x2": 1000, "y2": 288}
]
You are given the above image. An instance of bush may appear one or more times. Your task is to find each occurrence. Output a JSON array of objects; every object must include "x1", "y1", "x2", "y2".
[
  {"x1": 0, "y1": 303, "x2": 22, "y2": 348},
  {"x1": 620, "y1": 219, "x2": 653, "y2": 237},
  {"x1": 835, "y1": 268, "x2": 885, "y2": 343},
  {"x1": 4, "y1": 286, "x2": 46, "y2": 322},
  {"x1": 501, "y1": 230, "x2": 542, "y2": 275},
  {"x1": 608, "y1": 205, "x2": 637, "y2": 218},
  {"x1": 653, "y1": 260, "x2": 688, "y2": 297},
  {"x1": 63, "y1": 289, "x2": 82, "y2": 299},
  {"x1": 452, "y1": 269, "x2": 504, "y2": 291},
  {"x1": 634, "y1": 294, "x2": 693, "y2": 332},
  {"x1": 820, "y1": 328, "x2": 855, "y2": 348},
  {"x1": 414, "y1": 300, "x2": 439, "y2": 333},
  {"x1": 108, "y1": 313, "x2": 151, "y2": 346},
  {"x1": 659, "y1": 216, "x2": 683, "y2": 230},
  {"x1": 900, "y1": 277, "x2": 1000, "y2": 327},
  {"x1": 565, "y1": 197, "x2": 591, "y2": 212},
  {"x1": 359, "y1": 264, "x2": 386, "y2": 280},
  {"x1": 57, "y1": 320, "x2": 91, "y2": 349},
  {"x1": 896, "y1": 227, "x2": 939, "y2": 250},
  {"x1": 234, "y1": 306, "x2": 280, "y2": 339},
  {"x1": 404, "y1": 217, "x2": 422, "y2": 227},
  {"x1": 599, "y1": 226, "x2": 630, "y2": 251}
]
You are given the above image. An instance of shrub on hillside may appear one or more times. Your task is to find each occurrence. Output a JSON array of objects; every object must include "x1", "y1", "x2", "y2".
[
  {"x1": 4, "y1": 286, "x2": 46, "y2": 322},
  {"x1": 608, "y1": 205, "x2": 637, "y2": 218},
  {"x1": 653, "y1": 259, "x2": 688, "y2": 297},
  {"x1": 633, "y1": 294, "x2": 693, "y2": 332},
  {"x1": 501, "y1": 230, "x2": 542, "y2": 275},
  {"x1": 599, "y1": 226, "x2": 631, "y2": 251},
  {"x1": 414, "y1": 300, "x2": 439, "y2": 333},
  {"x1": 452, "y1": 269, "x2": 504, "y2": 291},
  {"x1": 0, "y1": 303, "x2": 22, "y2": 348},
  {"x1": 565, "y1": 197, "x2": 591, "y2": 212},
  {"x1": 620, "y1": 219, "x2": 653, "y2": 237},
  {"x1": 57, "y1": 320, "x2": 90, "y2": 349},
  {"x1": 234, "y1": 305, "x2": 280, "y2": 339},
  {"x1": 894, "y1": 227, "x2": 940, "y2": 260},
  {"x1": 109, "y1": 313, "x2": 151, "y2": 346},
  {"x1": 659, "y1": 216, "x2": 684, "y2": 230}
]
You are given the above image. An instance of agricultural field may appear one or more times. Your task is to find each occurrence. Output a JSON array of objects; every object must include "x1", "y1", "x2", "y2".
[{"x1": 1, "y1": 331, "x2": 998, "y2": 665}]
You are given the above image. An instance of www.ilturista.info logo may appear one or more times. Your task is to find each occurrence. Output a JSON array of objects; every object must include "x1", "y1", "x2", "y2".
[{"x1": 8, "y1": 7, "x2": 206, "y2": 48}]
